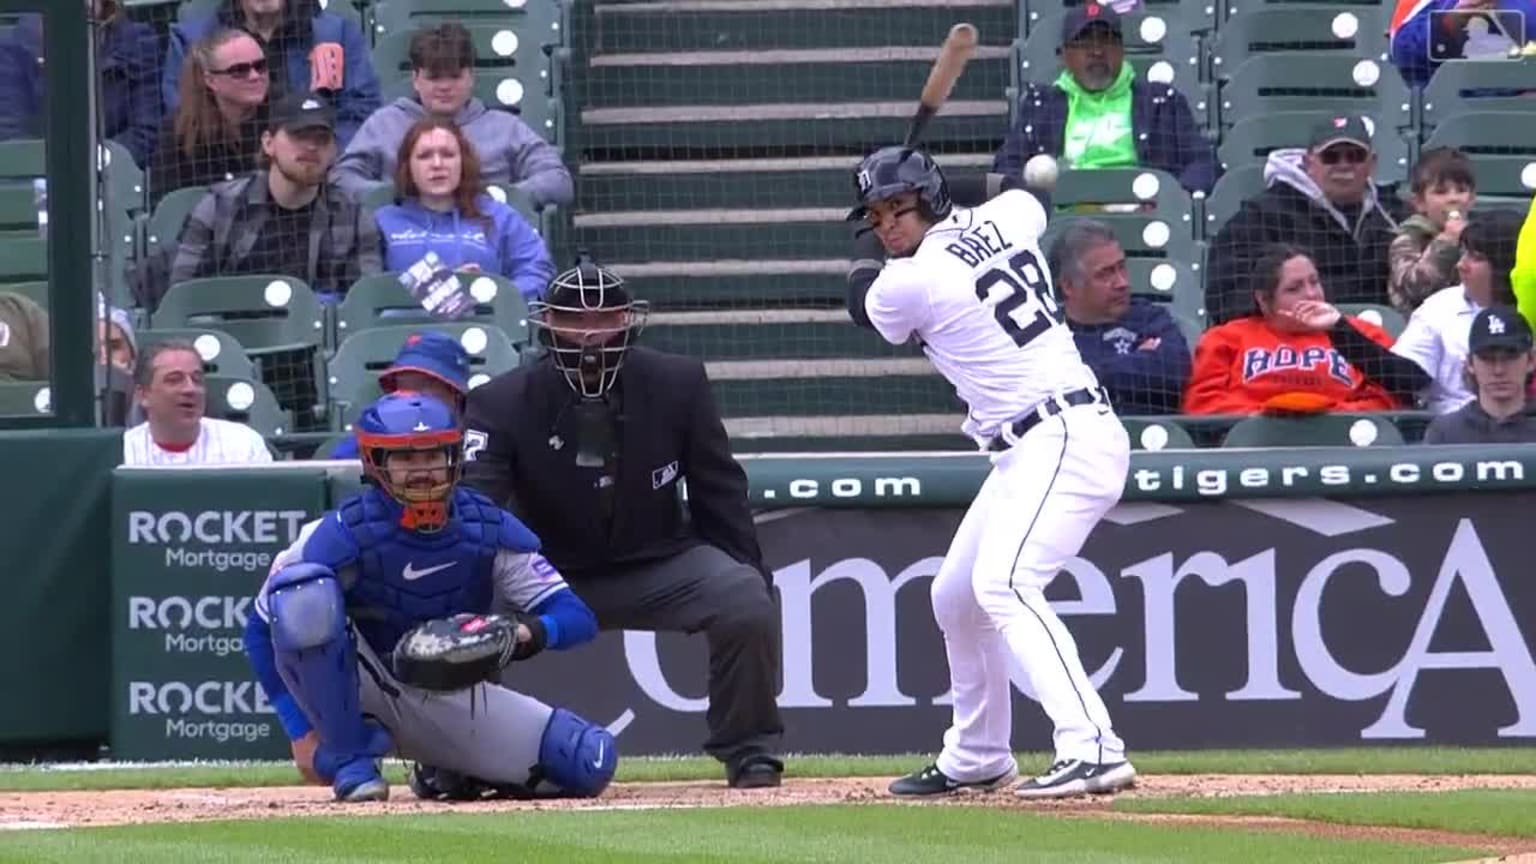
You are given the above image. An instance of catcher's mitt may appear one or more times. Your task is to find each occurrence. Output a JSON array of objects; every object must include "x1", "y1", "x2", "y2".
[{"x1": 392, "y1": 613, "x2": 518, "y2": 692}]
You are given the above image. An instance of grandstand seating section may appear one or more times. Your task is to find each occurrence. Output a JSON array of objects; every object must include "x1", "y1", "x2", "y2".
[{"x1": 1, "y1": 0, "x2": 1533, "y2": 453}]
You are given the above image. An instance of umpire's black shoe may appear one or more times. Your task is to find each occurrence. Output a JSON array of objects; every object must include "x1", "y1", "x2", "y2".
[
  {"x1": 408, "y1": 763, "x2": 491, "y2": 801},
  {"x1": 727, "y1": 753, "x2": 784, "y2": 789},
  {"x1": 888, "y1": 762, "x2": 1019, "y2": 797}
]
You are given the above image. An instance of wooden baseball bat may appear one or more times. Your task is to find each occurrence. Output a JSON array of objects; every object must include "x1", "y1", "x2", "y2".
[{"x1": 904, "y1": 23, "x2": 979, "y2": 149}]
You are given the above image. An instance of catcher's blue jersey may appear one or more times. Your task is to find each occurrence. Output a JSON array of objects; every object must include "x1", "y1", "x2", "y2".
[{"x1": 255, "y1": 487, "x2": 565, "y2": 661}]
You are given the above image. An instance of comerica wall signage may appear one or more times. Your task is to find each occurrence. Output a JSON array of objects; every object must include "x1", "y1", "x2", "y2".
[{"x1": 109, "y1": 464, "x2": 1536, "y2": 760}]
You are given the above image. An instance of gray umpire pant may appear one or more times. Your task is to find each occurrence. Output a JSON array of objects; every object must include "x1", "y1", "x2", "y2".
[{"x1": 566, "y1": 544, "x2": 784, "y2": 764}]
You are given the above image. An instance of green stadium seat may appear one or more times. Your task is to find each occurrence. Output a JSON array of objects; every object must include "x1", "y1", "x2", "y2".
[
  {"x1": 152, "y1": 275, "x2": 327, "y2": 354},
  {"x1": 1049, "y1": 167, "x2": 1198, "y2": 244},
  {"x1": 1218, "y1": 111, "x2": 1410, "y2": 186},
  {"x1": 1221, "y1": 0, "x2": 1390, "y2": 24},
  {"x1": 1042, "y1": 206, "x2": 1198, "y2": 275},
  {"x1": 1220, "y1": 412, "x2": 1406, "y2": 447},
  {"x1": 1215, "y1": 54, "x2": 1411, "y2": 132},
  {"x1": 146, "y1": 186, "x2": 206, "y2": 250},
  {"x1": 97, "y1": 140, "x2": 147, "y2": 216},
  {"x1": 0, "y1": 183, "x2": 40, "y2": 234},
  {"x1": 372, "y1": 24, "x2": 530, "y2": 82},
  {"x1": 1013, "y1": 10, "x2": 1204, "y2": 112},
  {"x1": 1, "y1": 280, "x2": 47, "y2": 307},
  {"x1": 371, "y1": 0, "x2": 563, "y2": 42},
  {"x1": 327, "y1": 323, "x2": 521, "y2": 426},
  {"x1": 1024, "y1": 0, "x2": 1218, "y2": 36},
  {"x1": 1122, "y1": 417, "x2": 1198, "y2": 449},
  {"x1": 1337, "y1": 302, "x2": 1406, "y2": 337},
  {"x1": 380, "y1": 74, "x2": 560, "y2": 145},
  {"x1": 0, "y1": 237, "x2": 46, "y2": 284},
  {"x1": 0, "y1": 380, "x2": 49, "y2": 415},
  {"x1": 1200, "y1": 163, "x2": 1264, "y2": 239},
  {"x1": 135, "y1": 328, "x2": 258, "y2": 380},
  {"x1": 1422, "y1": 111, "x2": 1536, "y2": 159},
  {"x1": 335, "y1": 272, "x2": 532, "y2": 348},
  {"x1": 1209, "y1": 7, "x2": 1389, "y2": 76},
  {"x1": 1420, "y1": 58, "x2": 1536, "y2": 130},
  {"x1": 203, "y1": 375, "x2": 291, "y2": 437}
]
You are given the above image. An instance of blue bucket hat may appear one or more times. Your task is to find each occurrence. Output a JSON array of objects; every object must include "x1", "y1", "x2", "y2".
[{"x1": 379, "y1": 331, "x2": 471, "y2": 397}]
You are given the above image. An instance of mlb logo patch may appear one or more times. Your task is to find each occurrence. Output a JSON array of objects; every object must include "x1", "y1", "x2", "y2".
[{"x1": 652, "y1": 460, "x2": 679, "y2": 489}]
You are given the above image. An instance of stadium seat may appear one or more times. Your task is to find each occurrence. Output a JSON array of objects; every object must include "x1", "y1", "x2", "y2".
[
  {"x1": 152, "y1": 275, "x2": 327, "y2": 355},
  {"x1": 1421, "y1": 113, "x2": 1536, "y2": 206},
  {"x1": 1014, "y1": 10, "x2": 1205, "y2": 113},
  {"x1": 1337, "y1": 302, "x2": 1406, "y2": 337},
  {"x1": 0, "y1": 380, "x2": 49, "y2": 415},
  {"x1": 146, "y1": 186, "x2": 207, "y2": 251},
  {"x1": 371, "y1": 0, "x2": 563, "y2": 42},
  {"x1": 0, "y1": 183, "x2": 40, "y2": 235},
  {"x1": 1042, "y1": 207, "x2": 1198, "y2": 273},
  {"x1": 1420, "y1": 58, "x2": 1536, "y2": 131},
  {"x1": 1048, "y1": 167, "x2": 1198, "y2": 243},
  {"x1": 0, "y1": 237, "x2": 46, "y2": 284},
  {"x1": 1215, "y1": 54, "x2": 1411, "y2": 132},
  {"x1": 1218, "y1": 111, "x2": 1410, "y2": 186},
  {"x1": 1122, "y1": 417, "x2": 1198, "y2": 449},
  {"x1": 327, "y1": 323, "x2": 520, "y2": 426},
  {"x1": 372, "y1": 24, "x2": 529, "y2": 82},
  {"x1": 335, "y1": 272, "x2": 532, "y2": 348},
  {"x1": 135, "y1": 328, "x2": 258, "y2": 380},
  {"x1": 1221, "y1": 0, "x2": 1390, "y2": 25},
  {"x1": 1209, "y1": 7, "x2": 1389, "y2": 76},
  {"x1": 97, "y1": 140, "x2": 146, "y2": 216},
  {"x1": 1220, "y1": 412, "x2": 1406, "y2": 447},
  {"x1": 1200, "y1": 163, "x2": 1264, "y2": 239},
  {"x1": 1022, "y1": 0, "x2": 1218, "y2": 36},
  {"x1": 202, "y1": 374, "x2": 291, "y2": 437},
  {"x1": 380, "y1": 73, "x2": 560, "y2": 146}
]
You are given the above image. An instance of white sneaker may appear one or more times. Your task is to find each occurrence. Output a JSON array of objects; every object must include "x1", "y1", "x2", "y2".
[{"x1": 1014, "y1": 759, "x2": 1136, "y2": 799}]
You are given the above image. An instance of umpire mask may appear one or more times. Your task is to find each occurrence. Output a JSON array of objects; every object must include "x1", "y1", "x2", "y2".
[{"x1": 530, "y1": 254, "x2": 650, "y2": 399}]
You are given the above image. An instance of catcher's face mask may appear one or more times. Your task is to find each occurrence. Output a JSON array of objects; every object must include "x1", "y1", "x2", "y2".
[{"x1": 359, "y1": 433, "x2": 464, "y2": 532}]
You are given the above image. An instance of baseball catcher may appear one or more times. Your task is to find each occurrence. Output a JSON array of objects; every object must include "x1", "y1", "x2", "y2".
[{"x1": 243, "y1": 391, "x2": 616, "y2": 802}]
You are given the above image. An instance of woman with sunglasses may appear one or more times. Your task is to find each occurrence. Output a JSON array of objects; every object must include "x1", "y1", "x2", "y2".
[{"x1": 148, "y1": 28, "x2": 270, "y2": 205}]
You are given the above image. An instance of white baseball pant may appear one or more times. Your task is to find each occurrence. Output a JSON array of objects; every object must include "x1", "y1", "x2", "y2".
[{"x1": 930, "y1": 400, "x2": 1130, "y2": 782}]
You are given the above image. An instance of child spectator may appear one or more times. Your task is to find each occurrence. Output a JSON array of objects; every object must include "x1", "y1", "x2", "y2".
[{"x1": 1387, "y1": 147, "x2": 1477, "y2": 315}]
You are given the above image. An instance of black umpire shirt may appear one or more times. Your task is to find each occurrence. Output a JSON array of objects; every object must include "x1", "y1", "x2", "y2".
[{"x1": 460, "y1": 346, "x2": 766, "y2": 579}]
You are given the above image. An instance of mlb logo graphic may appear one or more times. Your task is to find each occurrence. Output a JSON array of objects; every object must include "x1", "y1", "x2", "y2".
[{"x1": 652, "y1": 460, "x2": 679, "y2": 489}]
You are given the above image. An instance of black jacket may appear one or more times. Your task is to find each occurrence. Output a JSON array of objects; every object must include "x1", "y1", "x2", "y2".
[
  {"x1": 461, "y1": 347, "x2": 765, "y2": 580},
  {"x1": 1206, "y1": 151, "x2": 1407, "y2": 325}
]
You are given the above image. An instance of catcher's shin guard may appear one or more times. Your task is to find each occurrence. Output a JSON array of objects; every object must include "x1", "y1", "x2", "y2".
[
  {"x1": 533, "y1": 708, "x2": 617, "y2": 797},
  {"x1": 269, "y1": 564, "x2": 392, "y2": 796}
]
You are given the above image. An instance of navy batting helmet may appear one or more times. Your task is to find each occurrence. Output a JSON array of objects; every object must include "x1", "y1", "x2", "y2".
[{"x1": 847, "y1": 146, "x2": 953, "y2": 223}]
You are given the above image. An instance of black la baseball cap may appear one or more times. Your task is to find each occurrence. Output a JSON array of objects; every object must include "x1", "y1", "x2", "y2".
[
  {"x1": 1470, "y1": 306, "x2": 1533, "y2": 355},
  {"x1": 1061, "y1": 2, "x2": 1123, "y2": 44},
  {"x1": 269, "y1": 93, "x2": 336, "y2": 135}
]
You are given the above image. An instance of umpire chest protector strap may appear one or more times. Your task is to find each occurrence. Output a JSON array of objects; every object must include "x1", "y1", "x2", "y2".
[{"x1": 299, "y1": 488, "x2": 541, "y2": 655}]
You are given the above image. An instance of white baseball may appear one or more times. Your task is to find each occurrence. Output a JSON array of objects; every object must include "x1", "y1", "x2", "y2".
[{"x1": 1024, "y1": 154, "x2": 1059, "y2": 190}]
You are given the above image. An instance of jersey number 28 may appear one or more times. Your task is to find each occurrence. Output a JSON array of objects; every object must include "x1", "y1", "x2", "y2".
[{"x1": 974, "y1": 249, "x2": 1063, "y2": 347}]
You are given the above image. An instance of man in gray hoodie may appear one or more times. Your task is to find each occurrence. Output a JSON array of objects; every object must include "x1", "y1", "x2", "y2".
[
  {"x1": 1206, "y1": 117, "x2": 1407, "y2": 325},
  {"x1": 331, "y1": 23, "x2": 572, "y2": 209}
]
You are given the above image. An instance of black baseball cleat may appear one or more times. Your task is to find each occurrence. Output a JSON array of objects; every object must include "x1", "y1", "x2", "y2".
[
  {"x1": 888, "y1": 763, "x2": 1018, "y2": 797},
  {"x1": 408, "y1": 763, "x2": 493, "y2": 802},
  {"x1": 727, "y1": 753, "x2": 784, "y2": 789},
  {"x1": 1013, "y1": 759, "x2": 1137, "y2": 799}
]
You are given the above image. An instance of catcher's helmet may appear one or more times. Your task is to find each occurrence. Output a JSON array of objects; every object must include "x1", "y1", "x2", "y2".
[
  {"x1": 355, "y1": 391, "x2": 463, "y2": 532},
  {"x1": 529, "y1": 252, "x2": 651, "y2": 399},
  {"x1": 847, "y1": 146, "x2": 953, "y2": 223}
]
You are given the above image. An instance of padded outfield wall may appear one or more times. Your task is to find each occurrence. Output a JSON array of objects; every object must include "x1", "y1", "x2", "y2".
[{"x1": 5, "y1": 435, "x2": 1533, "y2": 760}]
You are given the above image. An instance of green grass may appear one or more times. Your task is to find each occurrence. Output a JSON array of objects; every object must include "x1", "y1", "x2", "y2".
[
  {"x1": 1119, "y1": 788, "x2": 1536, "y2": 839},
  {"x1": 0, "y1": 806, "x2": 1481, "y2": 864},
  {"x1": 3, "y1": 748, "x2": 1534, "y2": 792}
]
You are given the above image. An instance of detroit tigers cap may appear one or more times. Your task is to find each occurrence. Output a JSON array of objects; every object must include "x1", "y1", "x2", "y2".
[
  {"x1": 1469, "y1": 305, "x2": 1533, "y2": 355},
  {"x1": 380, "y1": 331, "x2": 472, "y2": 396},
  {"x1": 1309, "y1": 116, "x2": 1373, "y2": 153},
  {"x1": 1061, "y1": 2, "x2": 1123, "y2": 45}
]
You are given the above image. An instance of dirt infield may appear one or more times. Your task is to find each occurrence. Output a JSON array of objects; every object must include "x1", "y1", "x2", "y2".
[{"x1": 3, "y1": 774, "x2": 1535, "y2": 858}]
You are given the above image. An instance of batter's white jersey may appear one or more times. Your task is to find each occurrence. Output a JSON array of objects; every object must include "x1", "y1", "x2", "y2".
[
  {"x1": 865, "y1": 189, "x2": 1100, "y2": 444},
  {"x1": 253, "y1": 516, "x2": 571, "y2": 626},
  {"x1": 122, "y1": 417, "x2": 273, "y2": 466}
]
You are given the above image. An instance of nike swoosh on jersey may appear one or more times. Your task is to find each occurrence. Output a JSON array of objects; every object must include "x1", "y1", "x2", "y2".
[{"x1": 402, "y1": 561, "x2": 457, "y2": 581}]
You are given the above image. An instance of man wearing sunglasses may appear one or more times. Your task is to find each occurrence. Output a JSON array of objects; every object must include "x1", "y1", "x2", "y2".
[{"x1": 1206, "y1": 116, "x2": 1408, "y2": 325}]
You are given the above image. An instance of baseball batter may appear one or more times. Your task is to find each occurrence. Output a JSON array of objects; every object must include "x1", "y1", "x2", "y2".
[
  {"x1": 243, "y1": 392, "x2": 617, "y2": 802},
  {"x1": 846, "y1": 146, "x2": 1135, "y2": 799}
]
